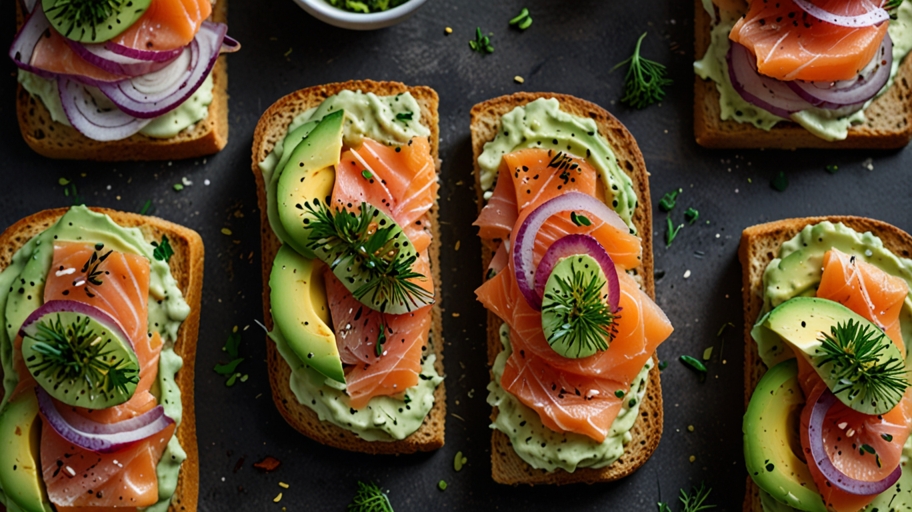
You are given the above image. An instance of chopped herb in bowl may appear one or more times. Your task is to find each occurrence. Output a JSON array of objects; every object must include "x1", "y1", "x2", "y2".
[{"x1": 325, "y1": 0, "x2": 408, "y2": 13}]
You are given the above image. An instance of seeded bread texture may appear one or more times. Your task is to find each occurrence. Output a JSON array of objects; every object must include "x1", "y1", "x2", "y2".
[
  {"x1": 694, "y1": 0, "x2": 912, "y2": 149},
  {"x1": 470, "y1": 92, "x2": 662, "y2": 485},
  {"x1": 0, "y1": 207, "x2": 204, "y2": 512},
  {"x1": 14, "y1": 0, "x2": 230, "y2": 161},
  {"x1": 738, "y1": 216, "x2": 912, "y2": 511},
  {"x1": 251, "y1": 80, "x2": 445, "y2": 454}
]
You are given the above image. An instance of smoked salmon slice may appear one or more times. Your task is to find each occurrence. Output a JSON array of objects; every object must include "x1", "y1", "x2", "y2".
[
  {"x1": 816, "y1": 248, "x2": 908, "y2": 355},
  {"x1": 35, "y1": 242, "x2": 170, "y2": 509},
  {"x1": 113, "y1": 0, "x2": 213, "y2": 52},
  {"x1": 29, "y1": 28, "x2": 127, "y2": 83},
  {"x1": 327, "y1": 136, "x2": 437, "y2": 409},
  {"x1": 333, "y1": 137, "x2": 438, "y2": 255},
  {"x1": 474, "y1": 167, "x2": 517, "y2": 243},
  {"x1": 729, "y1": 0, "x2": 890, "y2": 82}
]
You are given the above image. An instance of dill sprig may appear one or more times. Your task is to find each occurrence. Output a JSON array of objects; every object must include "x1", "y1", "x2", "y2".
[
  {"x1": 658, "y1": 483, "x2": 716, "y2": 512},
  {"x1": 541, "y1": 264, "x2": 615, "y2": 357},
  {"x1": 45, "y1": 0, "x2": 127, "y2": 39},
  {"x1": 817, "y1": 319, "x2": 910, "y2": 409},
  {"x1": 303, "y1": 198, "x2": 434, "y2": 313},
  {"x1": 347, "y1": 481, "x2": 394, "y2": 512},
  {"x1": 612, "y1": 32, "x2": 672, "y2": 109},
  {"x1": 27, "y1": 314, "x2": 139, "y2": 396}
]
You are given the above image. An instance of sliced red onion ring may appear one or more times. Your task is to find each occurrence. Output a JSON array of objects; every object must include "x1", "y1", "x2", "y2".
[
  {"x1": 9, "y1": 7, "x2": 123, "y2": 86},
  {"x1": 728, "y1": 42, "x2": 816, "y2": 118},
  {"x1": 59, "y1": 77, "x2": 152, "y2": 141},
  {"x1": 221, "y1": 35, "x2": 241, "y2": 54},
  {"x1": 104, "y1": 41, "x2": 185, "y2": 63},
  {"x1": 96, "y1": 22, "x2": 228, "y2": 119},
  {"x1": 65, "y1": 39, "x2": 182, "y2": 77},
  {"x1": 36, "y1": 387, "x2": 174, "y2": 454},
  {"x1": 19, "y1": 299, "x2": 134, "y2": 350},
  {"x1": 533, "y1": 234, "x2": 620, "y2": 312},
  {"x1": 793, "y1": 0, "x2": 890, "y2": 28},
  {"x1": 787, "y1": 33, "x2": 892, "y2": 108},
  {"x1": 513, "y1": 192, "x2": 629, "y2": 310},
  {"x1": 19, "y1": 0, "x2": 37, "y2": 14},
  {"x1": 807, "y1": 388, "x2": 902, "y2": 496}
]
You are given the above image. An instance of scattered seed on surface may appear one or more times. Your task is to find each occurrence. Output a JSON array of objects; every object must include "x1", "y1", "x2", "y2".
[
  {"x1": 221, "y1": 228, "x2": 233, "y2": 236},
  {"x1": 278, "y1": 482, "x2": 289, "y2": 489},
  {"x1": 438, "y1": 480, "x2": 448, "y2": 491},
  {"x1": 445, "y1": 27, "x2": 453, "y2": 34},
  {"x1": 689, "y1": 455, "x2": 696, "y2": 463},
  {"x1": 273, "y1": 493, "x2": 283, "y2": 503},
  {"x1": 687, "y1": 425, "x2": 694, "y2": 432},
  {"x1": 514, "y1": 75, "x2": 525, "y2": 84},
  {"x1": 683, "y1": 270, "x2": 691, "y2": 279}
]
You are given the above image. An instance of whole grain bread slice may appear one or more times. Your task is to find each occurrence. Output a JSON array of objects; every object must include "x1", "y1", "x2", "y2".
[
  {"x1": 0, "y1": 207, "x2": 204, "y2": 512},
  {"x1": 14, "y1": 0, "x2": 230, "y2": 161},
  {"x1": 470, "y1": 92, "x2": 662, "y2": 485},
  {"x1": 738, "y1": 216, "x2": 912, "y2": 511},
  {"x1": 694, "y1": 0, "x2": 912, "y2": 149},
  {"x1": 250, "y1": 80, "x2": 446, "y2": 454}
]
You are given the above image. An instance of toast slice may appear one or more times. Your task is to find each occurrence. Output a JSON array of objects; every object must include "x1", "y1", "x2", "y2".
[
  {"x1": 738, "y1": 216, "x2": 912, "y2": 511},
  {"x1": 470, "y1": 92, "x2": 662, "y2": 485},
  {"x1": 0, "y1": 207, "x2": 203, "y2": 512},
  {"x1": 694, "y1": 0, "x2": 912, "y2": 149},
  {"x1": 250, "y1": 80, "x2": 446, "y2": 454},
  {"x1": 14, "y1": 0, "x2": 230, "y2": 161}
]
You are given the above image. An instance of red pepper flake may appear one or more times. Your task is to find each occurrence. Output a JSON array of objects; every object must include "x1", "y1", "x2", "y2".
[{"x1": 253, "y1": 456, "x2": 281, "y2": 472}]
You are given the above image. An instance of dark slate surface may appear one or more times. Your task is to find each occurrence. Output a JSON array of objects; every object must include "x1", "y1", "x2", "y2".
[{"x1": 4, "y1": 0, "x2": 912, "y2": 510}]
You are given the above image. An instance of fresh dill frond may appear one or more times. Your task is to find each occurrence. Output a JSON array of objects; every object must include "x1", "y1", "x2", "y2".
[
  {"x1": 817, "y1": 319, "x2": 910, "y2": 411},
  {"x1": 541, "y1": 262, "x2": 615, "y2": 357},
  {"x1": 348, "y1": 481, "x2": 394, "y2": 512},
  {"x1": 679, "y1": 483, "x2": 716, "y2": 512},
  {"x1": 27, "y1": 314, "x2": 139, "y2": 396},
  {"x1": 612, "y1": 32, "x2": 672, "y2": 109},
  {"x1": 303, "y1": 198, "x2": 434, "y2": 314}
]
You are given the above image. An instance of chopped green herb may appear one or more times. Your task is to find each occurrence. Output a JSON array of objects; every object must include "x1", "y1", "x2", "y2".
[
  {"x1": 454, "y1": 451, "x2": 467, "y2": 471},
  {"x1": 509, "y1": 8, "x2": 532, "y2": 30},
  {"x1": 825, "y1": 164, "x2": 839, "y2": 174},
  {"x1": 215, "y1": 330, "x2": 245, "y2": 386},
  {"x1": 348, "y1": 481, "x2": 394, "y2": 512},
  {"x1": 883, "y1": 433, "x2": 894, "y2": 442},
  {"x1": 362, "y1": 170, "x2": 374, "y2": 180},
  {"x1": 665, "y1": 217, "x2": 683, "y2": 247},
  {"x1": 486, "y1": 268, "x2": 497, "y2": 280},
  {"x1": 888, "y1": 0, "x2": 905, "y2": 19},
  {"x1": 861, "y1": 444, "x2": 876, "y2": 455},
  {"x1": 684, "y1": 207, "x2": 699, "y2": 224},
  {"x1": 138, "y1": 199, "x2": 153, "y2": 216},
  {"x1": 224, "y1": 330, "x2": 241, "y2": 358},
  {"x1": 63, "y1": 183, "x2": 84, "y2": 206},
  {"x1": 151, "y1": 235, "x2": 174, "y2": 262},
  {"x1": 702, "y1": 347, "x2": 713, "y2": 361},
  {"x1": 395, "y1": 112, "x2": 413, "y2": 122},
  {"x1": 612, "y1": 32, "x2": 672, "y2": 109},
  {"x1": 770, "y1": 171, "x2": 788, "y2": 192},
  {"x1": 570, "y1": 212, "x2": 592, "y2": 227},
  {"x1": 376, "y1": 322, "x2": 387, "y2": 357},
  {"x1": 437, "y1": 480, "x2": 447, "y2": 491},
  {"x1": 214, "y1": 358, "x2": 244, "y2": 376},
  {"x1": 615, "y1": 389, "x2": 625, "y2": 398},
  {"x1": 173, "y1": 183, "x2": 184, "y2": 192},
  {"x1": 325, "y1": 0, "x2": 407, "y2": 14},
  {"x1": 58, "y1": 177, "x2": 71, "y2": 186},
  {"x1": 680, "y1": 355, "x2": 707, "y2": 381},
  {"x1": 658, "y1": 482, "x2": 716, "y2": 512},
  {"x1": 469, "y1": 27, "x2": 494, "y2": 54},
  {"x1": 717, "y1": 322, "x2": 734, "y2": 337},
  {"x1": 658, "y1": 360, "x2": 668, "y2": 371},
  {"x1": 659, "y1": 189, "x2": 680, "y2": 212}
]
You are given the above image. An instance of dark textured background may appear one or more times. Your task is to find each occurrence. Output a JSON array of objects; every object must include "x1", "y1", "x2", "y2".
[{"x1": 4, "y1": 0, "x2": 912, "y2": 510}]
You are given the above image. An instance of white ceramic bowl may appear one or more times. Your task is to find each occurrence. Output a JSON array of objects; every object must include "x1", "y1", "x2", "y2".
[{"x1": 294, "y1": 0, "x2": 429, "y2": 30}]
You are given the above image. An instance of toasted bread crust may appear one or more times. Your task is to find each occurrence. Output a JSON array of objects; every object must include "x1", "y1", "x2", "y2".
[
  {"x1": 0, "y1": 207, "x2": 203, "y2": 512},
  {"x1": 251, "y1": 80, "x2": 446, "y2": 454},
  {"x1": 694, "y1": 0, "x2": 912, "y2": 149},
  {"x1": 14, "y1": 1, "x2": 230, "y2": 161},
  {"x1": 470, "y1": 92, "x2": 662, "y2": 485},
  {"x1": 738, "y1": 216, "x2": 912, "y2": 511}
]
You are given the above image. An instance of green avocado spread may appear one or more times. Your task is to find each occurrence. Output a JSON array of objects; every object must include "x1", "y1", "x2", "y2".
[
  {"x1": 694, "y1": 2, "x2": 912, "y2": 141},
  {"x1": 18, "y1": 69, "x2": 215, "y2": 140},
  {"x1": 754, "y1": 223, "x2": 912, "y2": 511},
  {"x1": 476, "y1": 98, "x2": 638, "y2": 232},
  {"x1": 0, "y1": 206, "x2": 190, "y2": 512},
  {"x1": 260, "y1": 90, "x2": 443, "y2": 441},
  {"x1": 486, "y1": 324, "x2": 651, "y2": 472}
]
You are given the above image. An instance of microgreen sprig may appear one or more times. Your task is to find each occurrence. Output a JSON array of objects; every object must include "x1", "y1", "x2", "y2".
[
  {"x1": 541, "y1": 265, "x2": 616, "y2": 357},
  {"x1": 658, "y1": 483, "x2": 716, "y2": 512},
  {"x1": 612, "y1": 32, "x2": 672, "y2": 109},
  {"x1": 469, "y1": 27, "x2": 494, "y2": 54},
  {"x1": 348, "y1": 481, "x2": 394, "y2": 512}
]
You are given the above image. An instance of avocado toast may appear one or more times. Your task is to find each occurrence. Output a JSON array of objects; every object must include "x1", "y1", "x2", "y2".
[
  {"x1": 0, "y1": 206, "x2": 202, "y2": 512},
  {"x1": 251, "y1": 80, "x2": 445, "y2": 454},
  {"x1": 471, "y1": 92, "x2": 670, "y2": 485},
  {"x1": 740, "y1": 217, "x2": 912, "y2": 511}
]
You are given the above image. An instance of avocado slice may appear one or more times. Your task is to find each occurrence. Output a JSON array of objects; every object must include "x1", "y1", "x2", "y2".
[
  {"x1": 270, "y1": 244, "x2": 344, "y2": 384},
  {"x1": 0, "y1": 391, "x2": 53, "y2": 512},
  {"x1": 277, "y1": 110, "x2": 344, "y2": 258},
  {"x1": 744, "y1": 359, "x2": 826, "y2": 512},
  {"x1": 266, "y1": 120, "x2": 320, "y2": 247},
  {"x1": 754, "y1": 297, "x2": 907, "y2": 415}
]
